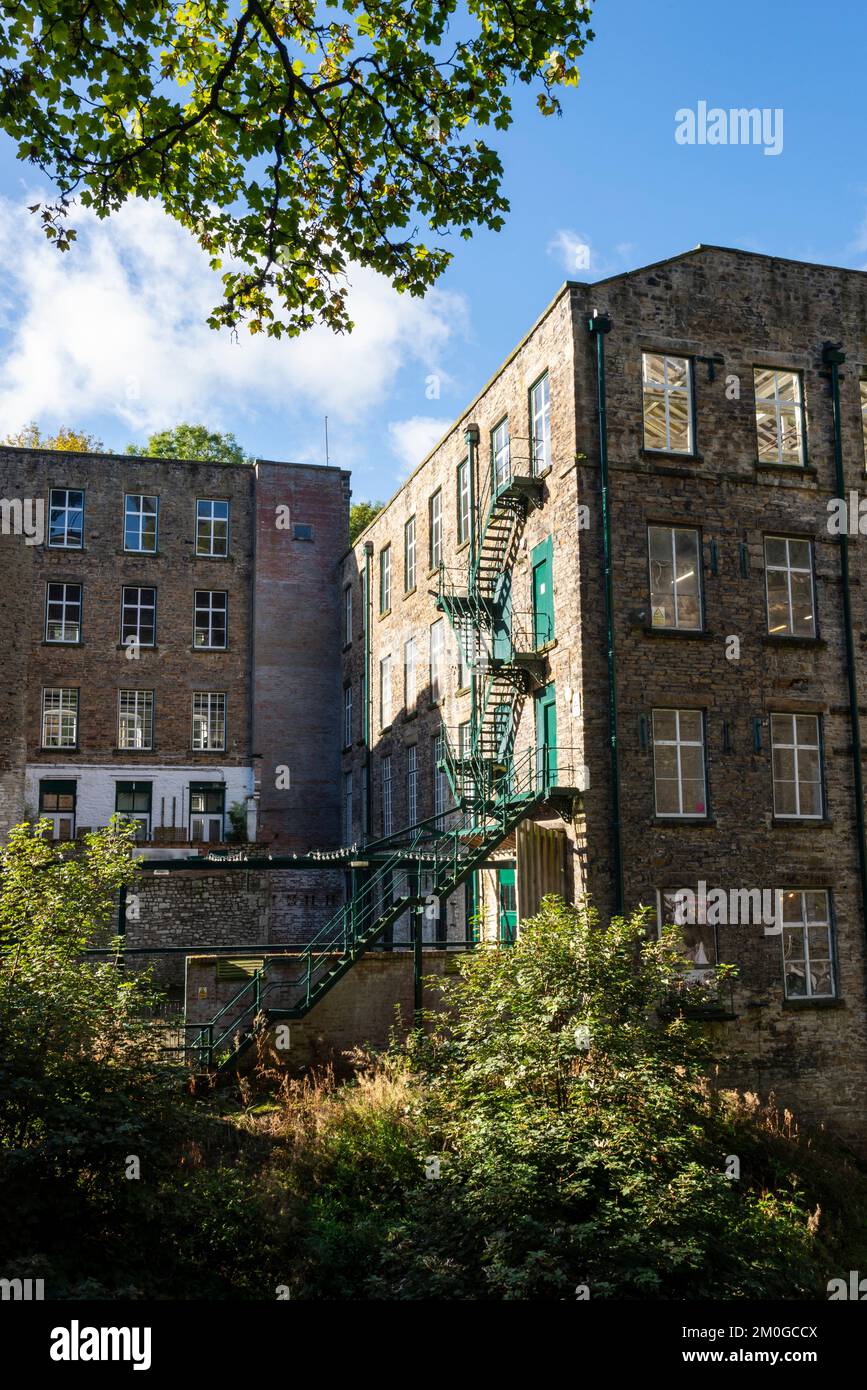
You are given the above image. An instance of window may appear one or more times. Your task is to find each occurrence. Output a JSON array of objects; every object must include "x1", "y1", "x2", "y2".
[
  {"x1": 343, "y1": 771, "x2": 353, "y2": 845},
  {"x1": 754, "y1": 368, "x2": 804, "y2": 465},
  {"x1": 48, "y1": 488, "x2": 84, "y2": 548},
  {"x1": 121, "y1": 586, "x2": 156, "y2": 648},
  {"x1": 492, "y1": 419, "x2": 510, "y2": 491},
  {"x1": 657, "y1": 888, "x2": 716, "y2": 979},
  {"x1": 124, "y1": 495, "x2": 158, "y2": 553},
  {"x1": 457, "y1": 461, "x2": 470, "y2": 545},
  {"x1": 115, "y1": 781, "x2": 152, "y2": 840},
  {"x1": 530, "y1": 373, "x2": 551, "y2": 474},
  {"x1": 430, "y1": 619, "x2": 444, "y2": 703},
  {"x1": 429, "y1": 490, "x2": 442, "y2": 570},
  {"x1": 118, "y1": 690, "x2": 154, "y2": 750},
  {"x1": 404, "y1": 516, "x2": 416, "y2": 592},
  {"x1": 196, "y1": 499, "x2": 229, "y2": 556},
  {"x1": 192, "y1": 692, "x2": 226, "y2": 750},
  {"x1": 381, "y1": 755, "x2": 393, "y2": 836},
  {"x1": 39, "y1": 779, "x2": 76, "y2": 841},
  {"x1": 45, "y1": 582, "x2": 81, "y2": 643},
  {"x1": 293, "y1": 523, "x2": 313, "y2": 541},
  {"x1": 652, "y1": 708, "x2": 707, "y2": 818},
  {"x1": 779, "y1": 889, "x2": 835, "y2": 1000},
  {"x1": 379, "y1": 545, "x2": 391, "y2": 614},
  {"x1": 343, "y1": 584, "x2": 353, "y2": 645},
  {"x1": 380, "y1": 653, "x2": 392, "y2": 728},
  {"x1": 189, "y1": 782, "x2": 225, "y2": 842},
  {"x1": 194, "y1": 590, "x2": 228, "y2": 649},
  {"x1": 647, "y1": 525, "x2": 702, "y2": 630},
  {"x1": 404, "y1": 636, "x2": 417, "y2": 709},
  {"x1": 455, "y1": 626, "x2": 469, "y2": 690},
  {"x1": 771, "y1": 713, "x2": 823, "y2": 819},
  {"x1": 433, "y1": 735, "x2": 446, "y2": 820},
  {"x1": 406, "y1": 744, "x2": 417, "y2": 824},
  {"x1": 343, "y1": 684, "x2": 353, "y2": 748},
  {"x1": 42, "y1": 688, "x2": 78, "y2": 748},
  {"x1": 361, "y1": 764, "x2": 369, "y2": 837},
  {"x1": 861, "y1": 379, "x2": 867, "y2": 471},
  {"x1": 764, "y1": 537, "x2": 816, "y2": 637},
  {"x1": 642, "y1": 354, "x2": 693, "y2": 453}
]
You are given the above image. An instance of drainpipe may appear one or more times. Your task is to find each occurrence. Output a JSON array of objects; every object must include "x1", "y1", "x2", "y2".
[
  {"x1": 822, "y1": 343, "x2": 867, "y2": 941},
  {"x1": 363, "y1": 540, "x2": 374, "y2": 838},
  {"x1": 587, "y1": 309, "x2": 625, "y2": 916}
]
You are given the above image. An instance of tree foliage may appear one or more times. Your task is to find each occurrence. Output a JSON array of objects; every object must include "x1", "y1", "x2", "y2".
[
  {"x1": 349, "y1": 498, "x2": 383, "y2": 544},
  {"x1": 4, "y1": 422, "x2": 105, "y2": 452},
  {"x1": 0, "y1": 0, "x2": 595, "y2": 336},
  {"x1": 126, "y1": 421, "x2": 250, "y2": 465}
]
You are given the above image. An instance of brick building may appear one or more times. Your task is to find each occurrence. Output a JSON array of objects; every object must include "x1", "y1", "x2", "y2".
[{"x1": 0, "y1": 447, "x2": 350, "y2": 851}]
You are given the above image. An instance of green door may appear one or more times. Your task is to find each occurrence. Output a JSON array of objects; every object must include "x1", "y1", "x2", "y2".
[
  {"x1": 536, "y1": 682, "x2": 557, "y2": 787},
  {"x1": 492, "y1": 567, "x2": 512, "y2": 663},
  {"x1": 531, "y1": 537, "x2": 554, "y2": 649},
  {"x1": 498, "y1": 866, "x2": 517, "y2": 944}
]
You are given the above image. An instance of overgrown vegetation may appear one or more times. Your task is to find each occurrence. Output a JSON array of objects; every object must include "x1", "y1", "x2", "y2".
[{"x1": 1, "y1": 850, "x2": 865, "y2": 1300}]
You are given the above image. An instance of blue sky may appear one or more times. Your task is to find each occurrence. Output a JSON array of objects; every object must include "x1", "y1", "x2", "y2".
[{"x1": 0, "y1": 0, "x2": 864, "y2": 505}]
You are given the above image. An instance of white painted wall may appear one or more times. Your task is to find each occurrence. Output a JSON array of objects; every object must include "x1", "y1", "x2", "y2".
[{"x1": 24, "y1": 762, "x2": 256, "y2": 840}]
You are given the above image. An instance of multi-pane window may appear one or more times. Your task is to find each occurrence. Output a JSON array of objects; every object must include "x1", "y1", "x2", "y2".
[
  {"x1": 492, "y1": 418, "x2": 510, "y2": 490},
  {"x1": 39, "y1": 780, "x2": 76, "y2": 841},
  {"x1": 530, "y1": 373, "x2": 551, "y2": 474},
  {"x1": 433, "y1": 735, "x2": 446, "y2": 820},
  {"x1": 380, "y1": 653, "x2": 393, "y2": 728},
  {"x1": 343, "y1": 684, "x2": 353, "y2": 748},
  {"x1": 124, "y1": 494, "x2": 158, "y2": 553},
  {"x1": 779, "y1": 889, "x2": 835, "y2": 1000},
  {"x1": 121, "y1": 586, "x2": 156, "y2": 647},
  {"x1": 115, "y1": 781, "x2": 152, "y2": 840},
  {"x1": 404, "y1": 516, "x2": 416, "y2": 592},
  {"x1": 379, "y1": 545, "x2": 391, "y2": 614},
  {"x1": 455, "y1": 626, "x2": 469, "y2": 689},
  {"x1": 189, "y1": 782, "x2": 225, "y2": 842},
  {"x1": 430, "y1": 619, "x2": 444, "y2": 703},
  {"x1": 45, "y1": 582, "x2": 82, "y2": 643},
  {"x1": 118, "y1": 689, "x2": 154, "y2": 750},
  {"x1": 764, "y1": 537, "x2": 815, "y2": 637},
  {"x1": 192, "y1": 692, "x2": 226, "y2": 750},
  {"x1": 196, "y1": 499, "x2": 229, "y2": 557},
  {"x1": 404, "y1": 636, "x2": 417, "y2": 709},
  {"x1": 652, "y1": 708, "x2": 707, "y2": 818},
  {"x1": 406, "y1": 744, "x2": 418, "y2": 825},
  {"x1": 861, "y1": 379, "x2": 867, "y2": 471},
  {"x1": 48, "y1": 489, "x2": 84, "y2": 548},
  {"x1": 343, "y1": 771, "x2": 353, "y2": 846},
  {"x1": 42, "y1": 688, "x2": 78, "y2": 748},
  {"x1": 194, "y1": 590, "x2": 227, "y2": 648},
  {"x1": 754, "y1": 368, "x2": 804, "y2": 465},
  {"x1": 361, "y1": 764, "x2": 369, "y2": 837},
  {"x1": 657, "y1": 888, "x2": 716, "y2": 978},
  {"x1": 381, "y1": 754, "x2": 393, "y2": 837},
  {"x1": 429, "y1": 490, "x2": 442, "y2": 570},
  {"x1": 770, "y1": 713, "x2": 823, "y2": 819},
  {"x1": 343, "y1": 584, "x2": 353, "y2": 645},
  {"x1": 456, "y1": 461, "x2": 470, "y2": 545},
  {"x1": 642, "y1": 354, "x2": 693, "y2": 453},
  {"x1": 647, "y1": 526, "x2": 702, "y2": 630}
]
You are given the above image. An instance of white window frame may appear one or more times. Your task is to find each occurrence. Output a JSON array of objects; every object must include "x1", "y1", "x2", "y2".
[
  {"x1": 192, "y1": 692, "x2": 226, "y2": 751},
  {"x1": 196, "y1": 498, "x2": 229, "y2": 557},
  {"x1": 642, "y1": 354, "x2": 694, "y2": 454},
  {"x1": 121, "y1": 586, "x2": 156, "y2": 648},
  {"x1": 753, "y1": 367, "x2": 805, "y2": 466},
  {"x1": 779, "y1": 889, "x2": 835, "y2": 1001},
  {"x1": 404, "y1": 516, "x2": 416, "y2": 592},
  {"x1": 118, "y1": 689, "x2": 154, "y2": 750},
  {"x1": 381, "y1": 755, "x2": 393, "y2": 837},
  {"x1": 457, "y1": 460, "x2": 470, "y2": 544},
  {"x1": 530, "y1": 373, "x2": 551, "y2": 474},
  {"x1": 647, "y1": 525, "x2": 702, "y2": 631},
  {"x1": 404, "y1": 636, "x2": 417, "y2": 709},
  {"x1": 380, "y1": 545, "x2": 391, "y2": 614},
  {"x1": 433, "y1": 736, "x2": 446, "y2": 819},
  {"x1": 430, "y1": 619, "x2": 444, "y2": 704},
  {"x1": 48, "y1": 488, "x2": 84, "y2": 549},
  {"x1": 652, "y1": 708, "x2": 707, "y2": 819},
  {"x1": 764, "y1": 536, "x2": 816, "y2": 637},
  {"x1": 656, "y1": 888, "x2": 717, "y2": 980},
  {"x1": 343, "y1": 684, "x2": 353, "y2": 749},
  {"x1": 42, "y1": 687, "x2": 78, "y2": 748},
  {"x1": 429, "y1": 490, "x2": 442, "y2": 570},
  {"x1": 343, "y1": 770, "x2": 353, "y2": 846},
  {"x1": 380, "y1": 653, "x2": 392, "y2": 729},
  {"x1": 123, "y1": 494, "x2": 158, "y2": 553},
  {"x1": 45, "y1": 582, "x2": 82, "y2": 644},
  {"x1": 343, "y1": 584, "x2": 353, "y2": 645},
  {"x1": 406, "y1": 744, "x2": 417, "y2": 825},
  {"x1": 492, "y1": 418, "x2": 511, "y2": 491},
  {"x1": 770, "y1": 713, "x2": 823, "y2": 820},
  {"x1": 193, "y1": 590, "x2": 227, "y2": 649}
]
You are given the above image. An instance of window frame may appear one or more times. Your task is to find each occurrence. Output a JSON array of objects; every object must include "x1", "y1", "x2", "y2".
[
  {"x1": 379, "y1": 545, "x2": 392, "y2": 614},
  {"x1": 381, "y1": 754, "x2": 393, "y2": 837},
  {"x1": 651, "y1": 707, "x2": 708, "y2": 819},
  {"x1": 428, "y1": 489, "x2": 443, "y2": 571},
  {"x1": 193, "y1": 589, "x2": 228, "y2": 650},
  {"x1": 770, "y1": 712, "x2": 824, "y2": 820},
  {"x1": 491, "y1": 418, "x2": 511, "y2": 492},
  {"x1": 404, "y1": 515, "x2": 417, "y2": 593},
  {"x1": 191, "y1": 691, "x2": 227, "y2": 751},
  {"x1": 429, "y1": 618, "x2": 444, "y2": 704},
  {"x1": 404, "y1": 635, "x2": 417, "y2": 710},
  {"x1": 646, "y1": 524, "x2": 704, "y2": 631},
  {"x1": 779, "y1": 888, "x2": 836, "y2": 1001},
  {"x1": 641, "y1": 353, "x2": 695, "y2": 455},
  {"x1": 195, "y1": 498, "x2": 230, "y2": 557},
  {"x1": 529, "y1": 372, "x2": 551, "y2": 475},
  {"x1": 41, "y1": 687, "x2": 79, "y2": 749},
  {"x1": 115, "y1": 779, "x2": 153, "y2": 840},
  {"x1": 343, "y1": 770, "x2": 353, "y2": 846},
  {"x1": 456, "y1": 460, "x2": 470, "y2": 545},
  {"x1": 48, "y1": 488, "x2": 85, "y2": 549},
  {"x1": 121, "y1": 585, "x2": 157, "y2": 648},
  {"x1": 117, "y1": 688, "x2": 155, "y2": 751},
  {"x1": 123, "y1": 493, "x2": 159, "y2": 554},
  {"x1": 44, "y1": 581, "x2": 82, "y2": 644},
  {"x1": 763, "y1": 535, "x2": 817, "y2": 638},
  {"x1": 406, "y1": 743, "x2": 418, "y2": 825},
  {"x1": 343, "y1": 584, "x2": 353, "y2": 646},
  {"x1": 753, "y1": 366, "x2": 806, "y2": 467},
  {"x1": 379, "y1": 652, "x2": 393, "y2": 729},
  {"x1": 343, "y1": 683, "x2": 353, "y2": 749}
]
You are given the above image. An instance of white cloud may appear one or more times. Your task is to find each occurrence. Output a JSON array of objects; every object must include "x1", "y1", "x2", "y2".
[
  {"x1": 387, "y1": 415, "x2": 451, "y2": 475},
  {"x1": 546, "y1": 228, "x2": 595, "y2": 275},
  {"x1": 0, "y1": 194, "x2": 468, "y2": 441}
]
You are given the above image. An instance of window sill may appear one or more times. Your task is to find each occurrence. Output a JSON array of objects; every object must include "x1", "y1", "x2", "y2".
[
  {"x1": 379, "y1": 609, "x2": 392, "y2": 621},
  {"x1": 641, "y1": 447, "x2": 702, "y2": 464},
  {"x1": 771, "y1": 816, "x2": 832, "y2": 828},
  {"x1": 456, "y1": 686, "x2": 471, "y2": 697},
  {"x1": 652, "y1": 815, "x2": 715, "y2": 826},
  {"x1": 642, "y1": 626, "x2": 712, "y2": 640},
  {"x1": 193, "y1": 552, "x2": 232, "y2": 561},
  {"x1": 403, "y1": 709, "x2": 418, "y2": 723},
  {"x1": 455, "y1": 540, "x2": 470, "y2": 554},
  {"x1": 47, "y1": 545, "x2": 85, "y2": 553},
  {"x1": 427, "y1": 568, "x2": 440, "y2": 580},
  {"x1": 190, "y1": 646, "x2": 229, "y2": 653},
  {"x1": 762, "y1": 634, "x2": 826, "y2": 647},
  {"x1": 188, "y1": 749, "x2": 226, "y2": 756},
  {"x1": 112, "y1": 748, "x2": 155, "y2": 756},
  {"x1": 39, "y1": 746, "x2": 80, "y2": 754},
  {"x1": 342, "y1": 642, "x2": 352, "y2": 654},
  {"x1": 404, "y1": 587, "x2": 417, "y2": 599},
  {"x1": 782, "y1": 996, "x2": 843, "y2": 1011},
  {"x1": 754, "y1": 460, "x2": 816, "y2": 477},
  {"x1": 118, "y1": 549, "x2": 161, "y2": 558},
  {"x1": 42, "y1": 640, "x2": 83, "y2": 648},
  {"x1": 115, "y1": 644, "x2": 157, "y2": 652}
]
